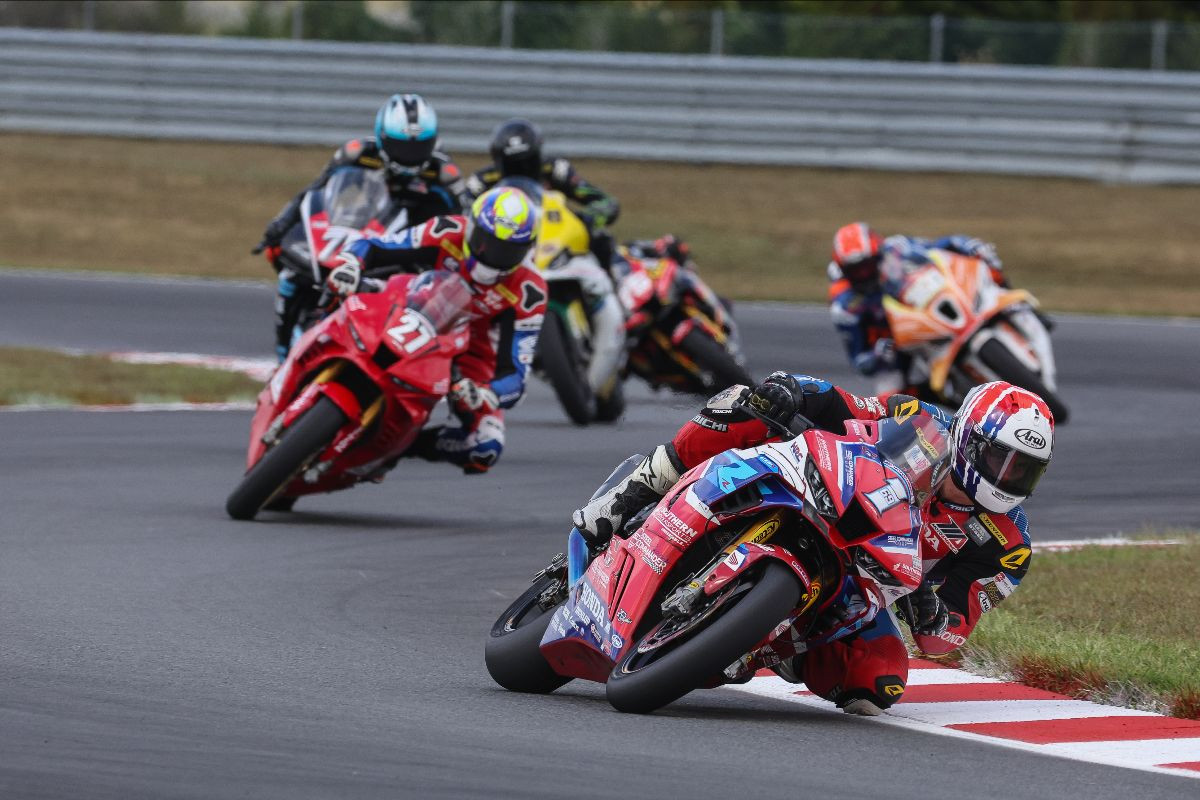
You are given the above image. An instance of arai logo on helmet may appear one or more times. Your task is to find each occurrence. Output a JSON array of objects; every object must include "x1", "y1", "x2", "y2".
[{"x1": 1014, "y1": 428, "x2": 1047, "y2": 450}]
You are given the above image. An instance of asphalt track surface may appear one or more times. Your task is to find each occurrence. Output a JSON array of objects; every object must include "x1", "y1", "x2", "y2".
[{"x1": 1, "y1": 270, "x2": 1197, "y2": 799}]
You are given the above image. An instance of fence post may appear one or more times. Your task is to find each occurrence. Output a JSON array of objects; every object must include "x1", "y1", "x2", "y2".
[
  {"x1": 291, "y1": 1, "x2": 303, "y2": 40},
  {"x1": 500, "y1": 1, "x2": 515, "y2": 49},
  {"x1": 1150, "y1": 19, "x2": 1168, "y2": 71},
  {"x1": 929, "y1": 13, "x2": 945, "y2": 63},
  {"x1": 710, "y1": 8, "x2": 725, "y2": 56},
  {"x1": 81, "y1": 0, "x2": 96, "y2": 30}
]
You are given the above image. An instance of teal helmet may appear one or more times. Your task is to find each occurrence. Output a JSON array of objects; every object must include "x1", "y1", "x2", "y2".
[{"x1": 374, "y1": 93, "x2": 438, "y2": 170}]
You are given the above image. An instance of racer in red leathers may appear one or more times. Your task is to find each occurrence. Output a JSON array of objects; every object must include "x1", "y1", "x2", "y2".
[
  {"x1": 336, "y1": 187, "x2": 547, "y2": 474},
  {"x1": 573, "y1": 373, "x2": 1054, "y2": 715}
]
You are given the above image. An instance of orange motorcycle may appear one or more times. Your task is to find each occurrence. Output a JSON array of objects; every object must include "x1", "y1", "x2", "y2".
[{"x1": 883, "y1": 250, "x2": 1068, "y2": 423}]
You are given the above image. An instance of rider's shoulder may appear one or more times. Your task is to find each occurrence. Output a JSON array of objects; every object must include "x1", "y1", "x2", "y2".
[
  {"x1": 499, "y1": 265, "x2": 549, "y2": 315},
  {"x1": 333, "y1": 137, "x2": 384, "y2": 168}
]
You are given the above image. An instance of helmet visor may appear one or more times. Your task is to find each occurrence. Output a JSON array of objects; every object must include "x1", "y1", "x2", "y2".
[
  {"x1": 840, "y1": 255, "x2": 880, "y2": 286},
  {"x1": 381, "y1": 135, "x2": 435, "y2": 168},
  {"x1": 467, "y1": 219, "x2": 532, "y2": 272},
  {"x1": 967, "y1": 431, "x2": 1049, "y2": 497}
]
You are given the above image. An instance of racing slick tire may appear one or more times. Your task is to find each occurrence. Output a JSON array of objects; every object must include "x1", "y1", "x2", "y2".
[
  {"x1": 679, "y1": 328, "x2": 753, "y2": 395},
  {"x1": 486, "y1": 575, "x2": 572, "y2": 694},
  {"x1": 537, "y1": 310, "x2": 595, "y2": 426},
  {"x1": 225, "y1": 395, "x2": 348, "y2": 521},
  {"x1": 594, "y1": 378, "x2": 626, "y2": 423},
  {"x1": 977, "y1": 338, "x2": 1070, "y2": 425},
  {"x1": 606, "y1": 561, "x2": 800, "y2": 714}
]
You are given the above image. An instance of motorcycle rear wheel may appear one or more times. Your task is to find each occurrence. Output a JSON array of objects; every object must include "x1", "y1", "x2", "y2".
[
  {"x1": 606, "y1": 561, "x2": 800, "y2": 714},
  {"x1": 485, "y1": 574, "x2": 572, "y2": 694},
  {"x1": 537, "y1": 310, "x2": 595, "y2": 425},
  {"x1": 679, "y1": 328, "x2": 753, "y2": 395},
  {"x1": 977, "y1": 338, "x2": 1070, "y2": 424},
  {"x1": 225, "y1": 395, "x2": 348, "y2": 521}
]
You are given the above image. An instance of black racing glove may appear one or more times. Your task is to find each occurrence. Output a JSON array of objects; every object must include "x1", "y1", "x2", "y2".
[
  {"x1": 899, "y1": 583, "x2": 949, "y2": 637},
  {"x1": 741, "y1": 371, "x2": 803, "y2": 431}
]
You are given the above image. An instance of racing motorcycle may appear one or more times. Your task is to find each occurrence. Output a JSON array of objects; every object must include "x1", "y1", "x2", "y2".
[
  {"x1": 485, "y1": 407, "x2": 950, "y2": 713},
  {"x1": 225, "y1": 270, "x2": 473, "y2": 520},
  {"x1": 616, "y1": 244, "x2": 752, "y2": 397},
  {"x1": 883, "y1": 250, "x2": 1069, "y2": 423},
  {"x1": 270, "y1": 166, "x2": 413, "y2": 349},
  {"x1": 499, "y1": 176, "x2": 626, "y2": 426}
]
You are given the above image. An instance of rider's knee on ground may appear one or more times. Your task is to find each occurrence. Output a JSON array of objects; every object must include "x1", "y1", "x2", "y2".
[{"x1": 801, "y1": 619, "x2": 910, "y2": 711}]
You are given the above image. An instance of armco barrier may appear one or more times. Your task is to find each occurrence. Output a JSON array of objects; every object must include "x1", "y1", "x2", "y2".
[{"x1": 3, "y1": 27, "x2": 1200, "y2": 183}]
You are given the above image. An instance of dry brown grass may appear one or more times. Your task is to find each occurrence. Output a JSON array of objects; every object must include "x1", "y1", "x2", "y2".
[{"x1": 2, "y1": 132, "x2": 1197, "y2": 315}]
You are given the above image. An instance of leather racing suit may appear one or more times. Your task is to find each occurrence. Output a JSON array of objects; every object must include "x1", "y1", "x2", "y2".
[
  {"x1": 259, "y1": 137, "x2": 469, "y2": 361},
  {"x1": 586, "y1": 374, "x2": 1031, "y2": 712},
  {"x1": 829, "y1": 235, "x2": 1008, "y2": 393},
  {"x1": 345, "y1": 215, "x2": 548, "y2": 473}
]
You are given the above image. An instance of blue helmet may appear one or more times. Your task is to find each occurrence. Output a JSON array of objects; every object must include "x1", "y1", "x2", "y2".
[{"x1": 374, "y1": 93, "x2": 438, "y2": 170}]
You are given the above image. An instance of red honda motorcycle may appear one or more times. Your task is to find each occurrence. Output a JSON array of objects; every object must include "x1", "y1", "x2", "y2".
[
  {"x1": 485, "y1": 409, "x2": 949, "y2": 713},
  {"x1": 615, "y1": 245, "x2": 752, "y2": 397},
  {"x1": 225, "y1": 270, "x2": 473, "y2": 520}
]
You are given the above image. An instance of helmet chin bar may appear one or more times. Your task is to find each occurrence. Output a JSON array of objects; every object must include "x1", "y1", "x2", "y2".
[{"x1": 469, "y1": 260, "x2": 504, "y2": 285}]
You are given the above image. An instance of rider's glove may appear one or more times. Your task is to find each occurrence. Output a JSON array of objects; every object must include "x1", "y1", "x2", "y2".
[
  {"x1": 448, "y1": 378, "x2": 499, "y2": 416},
  {"x1": 741, "y1": 371, "x2": 802, "y2": 430},
  {"x1": 326, "y1": 253, "x2": 363, "y2": 299},
  {"x1": 655, "y1": 234, "x2": 692, "y2": 266},
  {"x1": 899, "y1": 583, "x2": 949, "y2": 637},
  {"x1": 963, "y1": 237, "x2": 1002, "y2": 272}
]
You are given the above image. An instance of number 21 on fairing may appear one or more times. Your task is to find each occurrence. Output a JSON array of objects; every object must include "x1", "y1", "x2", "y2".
[{"x1": 387, "y1": 310, "x2": 436, "y2": 354}]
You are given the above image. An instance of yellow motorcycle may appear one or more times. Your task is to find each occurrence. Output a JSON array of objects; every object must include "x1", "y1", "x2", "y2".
[{"x1": 501, "y1": 177, "x2": 626, "y2": 425}]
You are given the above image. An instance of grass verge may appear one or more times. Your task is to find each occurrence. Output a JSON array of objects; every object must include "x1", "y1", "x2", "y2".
[
  {"x1": 958, "y1": 533, "x2": 1200, "y2": 719},
  {"x1": 0, "y1": 347, "x2": 260, "y2": 406},
  {"x1": 2, "y1": 132, "x2": 1199, "y2": 316}
]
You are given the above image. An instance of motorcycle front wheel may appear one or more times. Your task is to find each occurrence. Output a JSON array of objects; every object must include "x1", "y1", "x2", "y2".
[
  {"x1": 485, "y1": 572, "x2": 573, "y2": 694},
  {"x1": 225, "y1": 395, "x2": 348, "y2": 520},
  {"x1": 537, "y1": 310, "x2": 595, "y2": 425},
  {"x1": 679, "y1": 328, "x2": 754, "y2": 395},
  {"x1": 977, "y1": 338, "x2": 1070, "y2": 424},
  {"x1": 605, "y1": 561, "x2": 800, "y2": 714}
]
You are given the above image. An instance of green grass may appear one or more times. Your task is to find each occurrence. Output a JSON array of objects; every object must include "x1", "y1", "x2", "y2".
[
  {"x1": 2, "y1": 132, "x2": 1199, "y2": 316},
  {"x1": 962, "y1": 533, "x2": 1200, "y2": 718},
  {"x1": 0, "y1": 347, "x2": 260, "y2": 406}
]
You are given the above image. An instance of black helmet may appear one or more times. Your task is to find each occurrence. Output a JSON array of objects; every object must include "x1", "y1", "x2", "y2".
[{"x1": 489, "y1": 118, "x2": 543, "y2": 178}]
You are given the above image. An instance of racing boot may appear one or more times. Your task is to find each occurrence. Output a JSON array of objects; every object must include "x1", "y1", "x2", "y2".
[{"x1": 572, "y1": 443, "x2": 682, "y2": 549}]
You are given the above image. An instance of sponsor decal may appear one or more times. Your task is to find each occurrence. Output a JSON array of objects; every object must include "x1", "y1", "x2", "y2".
[
  {"x1": 514, "y1": 314, "x2": 543, "y2": 331},
  {"x1": 630, "y1": 530, "x2": 667, "y2": 574},
  {"x1": 978, "y1": 513, "x2": 1007, "y2": 546},
  {"x1": 977, "y1": 589, "x2": 993, "y2": 613},
  {"x1": 852, "y1": 394, "x2": 866, "y2": 410},
  {"x1": 758, "y1": 454, "x2": 781, "y2": 473},
  {"x1": 749, "y1": 517, "x2": 781, "y2": 544},
  {"x1": 892, "y1": 398, "x2": 920, "y2": 422},
  {"x1": 914, "y1": 427, "x2": 939, "y2": 459},
  {"x1": 981, "y1": 580, "x2": 1003, "y2": 608},
  {"x1": 611, "y1": 633, "x2": 624, "y2": 650},
  {"x1": 516, "y1": 334, "x2": 537, "y2": 365},
  {"x1": 1014, "y1": 427, "x2": 1047, "y2": 450},
  {"x1": 865, "y1": 396, "x2": 887, "y2": 416},
  {"x1": 495, "y1": 284, "x2": 518, "y2": 305},
  {"x1": 691, "y1": 414, "x2": 728, "y2": 433},
  {"x1": 815, "y1": 435, "x2": 832, "y2": 471},
  {"x1": 937, "y1": 630, "x2": 967, "y2": 648},
  {"x1": 616, "y1": 609, "x2": 632, "y2": 625},
  {"x1": 928, "y1": 520, "x2": 968, "y2": 553},
  {"x1": 723, "y1": 545, "x2": 748, "y2": 570},
  {"x1": 964, "y1": 517, "x2": 991, "y2": 546},
  {"x1": 865, "y1": 478, "x2": 906, "y2": 513},
  {"x1": 999, "y1": 546, "x2": 1031, "y2": 571},
  {"x1": 579, "y1": 583, "x2": 606, "y2": 625},
  {"x1": 994, "y1": 572, "x2": 1017, "y2": 597},
  {"x1": 652, "y1": 506, "x2": 698, "y2": 546}
]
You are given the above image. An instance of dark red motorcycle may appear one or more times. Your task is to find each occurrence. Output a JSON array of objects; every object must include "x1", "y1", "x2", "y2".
[
  {"x1": 485, "y1": 409, "x2": 949, "y2": 713},
  {"x1": 225, "y1": 270, "x2": 473, "y2": 520}
]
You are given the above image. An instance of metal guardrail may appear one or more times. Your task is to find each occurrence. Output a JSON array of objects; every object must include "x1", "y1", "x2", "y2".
[{"x1": 3, "y1": 27, "x2": 1200, "y2": 183}]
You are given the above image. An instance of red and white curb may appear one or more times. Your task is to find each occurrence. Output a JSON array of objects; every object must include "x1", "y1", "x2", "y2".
[{"x1": 727, "y1": 659, "x2": 1200, "y2": 780}]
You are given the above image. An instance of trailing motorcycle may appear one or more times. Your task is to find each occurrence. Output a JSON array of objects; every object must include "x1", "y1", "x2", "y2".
[
  {"x1": 225, "y1": 270, "x2": 473, "y2": 520},
  {"x1": 485, "y1": 408, "x2": 950, "y2": 713},
  {"x1": 499, "y1": 176, "x2": 626, "y2": 426},
  {"x1": 883, "y1": 250, "x2": 1068, "y2": 422},
  {"x1": 616, "y1": 244, "x2": 752, "y2": 397}
]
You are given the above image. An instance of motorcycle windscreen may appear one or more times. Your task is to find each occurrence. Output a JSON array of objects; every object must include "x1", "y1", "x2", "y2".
[
  {"x1": 381, "y1": 272, "x2": 474, "y2": 359},
  {"x1": 322, "y1": 167, "x2": 393, "y2": 230},
  {"x1": 873, "y1": 412, "x2": 952, "y2": 509}
]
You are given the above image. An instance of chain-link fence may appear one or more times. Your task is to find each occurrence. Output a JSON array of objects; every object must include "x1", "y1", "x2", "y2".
[{"x1": 2, "y1": 0, "x2": 1199, "y2": 71}]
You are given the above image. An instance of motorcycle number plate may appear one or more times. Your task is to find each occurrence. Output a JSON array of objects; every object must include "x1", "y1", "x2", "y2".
[{"x1": 387, "y1": 310, "x2": 436, "y2": 355}]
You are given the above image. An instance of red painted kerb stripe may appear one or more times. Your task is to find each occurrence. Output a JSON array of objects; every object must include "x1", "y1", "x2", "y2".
[
  {"x1": 951, "y1": 716, "x2": 1200, "y2": 744},
  {"x1": 902, "y1": 683, "x2": 1067, "y2": 703},
  {"x1": 1158, "y1": 762, "x2": 1200, "y2": 772}
]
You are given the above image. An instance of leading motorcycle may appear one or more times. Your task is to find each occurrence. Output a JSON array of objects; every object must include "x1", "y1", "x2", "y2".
[{"x1": 485, "y1": 407, "x2": 950, "y2": 713}]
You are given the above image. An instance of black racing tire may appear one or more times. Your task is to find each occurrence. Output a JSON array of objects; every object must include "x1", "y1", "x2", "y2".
[
  {"x1": 977, "y1": 338, "x2": 1070, "y2": 425},
  {"x1": 594, "y1": 378, "x2": 626, "y2": 423},
  {"x1": 225, "y1": 395, "x2": 348, "y2": 521},
  {"x1": 605, "y1": 561, "x2": 800, "y2": 714},
  {"x1": 537, "y1": 311, "x2": 595, "y2": 425},
  {"x1": 679, "y1": 328, "x2": 754, "y2": 395},
  {"x1": 485, "y1": 576, "x2": 572, "y2": 694}
]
